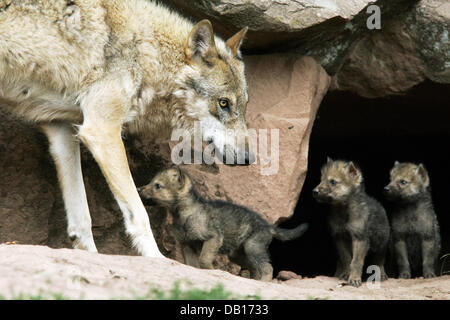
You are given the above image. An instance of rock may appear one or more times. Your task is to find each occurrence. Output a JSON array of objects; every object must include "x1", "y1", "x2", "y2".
[
  {"x1": 179, "y1": 54, "x2": 330, "y2": 224},
  {"x1": 166, "y1": 0, "x2": 371, "y2": 33},
  {"x1": 333, "y1": 0, "x2": 450, "y2": 98},
  {"x1": 165, "y1": 0, "x2": 418, "y2": 74},
  {"x1": 276, "y1": 270, "x2": 303, "y2": 281}
]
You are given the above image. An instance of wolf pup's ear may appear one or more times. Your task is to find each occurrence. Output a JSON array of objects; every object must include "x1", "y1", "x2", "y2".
[
  {"x1": 327, "y1": 156, "x2": 333, "y2": 163},
  {"x1": 416, "y1": 163, "x2": 430, "y2": 187},
  {"x1": 394, "y1": 161, "x2": 400, "y2": 166},
  {"x1": 185, "y1": 20, "x2": 218, "y2": 65},
  {"x1": 226, "y1": 27, "x2": 248, "y2": 57},
  {"x1": 348, "y1": 162, "x2": 359, "y2": 176},
  {"x1": 175, "y1": 167, "x2": 185, "y2": 189}
]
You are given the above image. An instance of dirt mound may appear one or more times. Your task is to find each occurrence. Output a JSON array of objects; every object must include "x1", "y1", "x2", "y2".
[{"x1": 0, "y1": 244, "x2": 448, "y2": 300}]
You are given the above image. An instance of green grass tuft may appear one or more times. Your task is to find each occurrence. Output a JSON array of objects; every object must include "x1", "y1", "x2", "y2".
[{"x1": 135, "y1": 281, "x2": 261, "y2": 300}]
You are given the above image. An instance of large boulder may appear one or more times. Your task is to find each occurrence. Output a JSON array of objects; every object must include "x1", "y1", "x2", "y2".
[
  {"x1": 164, "y1": 0, "x2": 419, "y2": 74},
  {"x1": 333, "y1": 0, "x2": 450, "y2": 97},
  {"x1": 166, "y1": 0, "x2": 450, "y2": 97}
]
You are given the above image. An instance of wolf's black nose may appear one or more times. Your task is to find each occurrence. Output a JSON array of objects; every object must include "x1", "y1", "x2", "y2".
[
  {"x1": 312, "y1": 189, "x2": 319, "y2": 196},
  {"x1": 384, "y1": 186, "x2": 390, "y2": 193}
]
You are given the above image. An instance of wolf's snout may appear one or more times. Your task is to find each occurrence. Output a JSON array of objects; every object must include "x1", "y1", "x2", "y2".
[
  {"x1": 137, "y1": 186, "x2": 149, "y2": 198},
  {"x1": 312, "y1": 188, "x2": 320, "y2": 197},
  {"x1": 383, "y1": 186, "x2": 391, "y2": 193}
]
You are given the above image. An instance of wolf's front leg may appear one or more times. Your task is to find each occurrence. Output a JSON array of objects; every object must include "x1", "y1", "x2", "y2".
[
  {"x1": 348, "y1": 239, "x2": 368, "y2": 287},
  {"x1": 421, "y1": 239, "x2": 437, "y2": 278},
  {"x1": 394, "y1": 239, "x2": 411, "y2": 279},
  {"x1": 77, "y1": 78, "x2": 164, "y2": 258},
  {"x1": 182, "y1": 245, "x2": 200, "y2": 268},
  {"x1": 41, "y1": 123, "x2": 97, "y2": 252},
  {"x1": 78, "y1": 123, "x2": 164, "y2": 258},
  {"x1": 199, "y1": 234, "x2": 223, "y2": 269},
  {"x1": 334, "y1": 238, "x2": 352, "y2": 280}
]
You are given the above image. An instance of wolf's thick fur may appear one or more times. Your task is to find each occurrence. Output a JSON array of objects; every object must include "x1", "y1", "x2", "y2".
[
  {"x1": 384, "y1": 162, "x2": 441, "y2": 278},
  {"x1": 313, "y1": 158, "x2": 390, "y2": 287},
  {"x1": 0, "y1": 0, "x2": 251, "y2": 257},
  {"x1": 139, "y1": 167, "x2": 309, "y2": 281}
]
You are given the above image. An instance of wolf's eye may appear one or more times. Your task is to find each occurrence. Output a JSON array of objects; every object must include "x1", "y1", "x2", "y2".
[
  {"x1": 154, "y1": 183, "x2": 162, "y2": 190},
  {"x1": 329, "y1": 179, "x2": 337, "y2": 186},
  {"x1": 218, "y1": 98, "x2": 230, "y2": 110},
  {"x1": 399, "y1": 180, "x2": 408, "y2": 185}
]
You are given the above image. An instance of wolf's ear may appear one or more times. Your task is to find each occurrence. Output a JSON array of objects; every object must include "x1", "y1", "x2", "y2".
[
  {"x1": 185, "y1": 20, "x2": 217, "y2": 65},
  {"x1": 416, "y1": 163, "x2": 430, "y2": 187},
  {"x1": 348, "y1": 162, "x2": 359, "y2": 176},
  {"x1": 226, "y1": 27, "x2": 248, "y2": 57},
  {"x1": 327, "y1": 157, "x2": 333, "y2": 163},
  {"x1": 394, "y1": 161, "x2": 400, "y2": 166},
  {"x1": 175, "y1": 166, "x2": 185, "y2": 189}
]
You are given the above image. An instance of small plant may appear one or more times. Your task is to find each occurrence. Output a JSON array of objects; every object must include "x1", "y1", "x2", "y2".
[{"x1": 135, "y1": 281, "x2": 261, "y2": 300}]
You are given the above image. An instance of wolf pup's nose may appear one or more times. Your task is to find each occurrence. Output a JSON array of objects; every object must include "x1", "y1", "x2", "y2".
[
  {"x1": 312, "y1": 189, "x2": 320, "y2": 196},
  {"x1": 383, "y1": 186, "x2": 390, "y2": 193}
]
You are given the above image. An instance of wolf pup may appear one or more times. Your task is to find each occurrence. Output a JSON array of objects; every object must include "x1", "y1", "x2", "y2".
[
  {"x1": 312, "y1": 158, "x2": 390, "y2": 287},
  {"x1": 384, "y1": 162, "x2": 441, "y2": 278},
  {"x1": 0, "y1": 0, "x2": 254, "y2": 257},
  {"x1": 138, "y1": 167, "x2": 309, "y2": 281}
]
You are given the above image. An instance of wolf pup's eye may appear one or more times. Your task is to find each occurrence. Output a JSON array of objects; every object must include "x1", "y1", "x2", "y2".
[
  {"x1": 218, "y1": 98, "x2": 230, "y2": 110},
  {"x1": 329, "y1": 179, "x2": 337, "y2": 186},
  {"x1": 399, "y1": 180, "x2": 408, "y2": 185},
  {"x1": 154, "y1": 183, "x2": 161, "y2": 190}
]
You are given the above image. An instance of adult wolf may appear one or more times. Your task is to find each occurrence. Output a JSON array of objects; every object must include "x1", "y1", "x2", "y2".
[{"x1": 0, "y1": 0, "x2": 252, "y2": 258}]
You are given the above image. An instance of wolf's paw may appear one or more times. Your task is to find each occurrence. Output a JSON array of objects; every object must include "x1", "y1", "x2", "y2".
[
  {"x1": 348, "y1": 276, "x2": 362, "y2": 287},
  {"x1": 334, "y1": 269, "x2": 350, "y2": 280},
  {"x1": 336, "y1": 272, "x2": 350, "y2": 281},
  {"x1": 423, "y1": 272, "x2": 436, "y2": 279},
  {"x1": 399, "y1": 271, "x2": 411, "y2": 279}
]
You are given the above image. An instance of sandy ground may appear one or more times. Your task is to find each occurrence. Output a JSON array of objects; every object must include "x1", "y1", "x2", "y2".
[{"x1": 0, "y1": 244, "x2": 448, "y2": 300}]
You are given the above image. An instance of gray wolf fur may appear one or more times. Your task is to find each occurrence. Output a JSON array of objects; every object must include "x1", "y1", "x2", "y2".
[
  {"x1": 384, "y1": 161, "x2": 441, "y2": 278},
  {"x1": 138, "y1": 167, "x2": 309, "y2": 281},
  {"x1": 312, "y1": 158, "x2": 390, "y2": 287},
  {"x1": 0, "y1": 0, "x2": 252, "y2": 257}
]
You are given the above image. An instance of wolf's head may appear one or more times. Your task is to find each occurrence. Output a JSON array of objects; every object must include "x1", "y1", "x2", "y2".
[
  {"x1": 138, "y1": 167, "x2": 192, "y2": 208},
  {"x1": 384, "y1": 162, "x2": 430, "y2": 202},
  {"x1": 312, "y1": 158, "x2": 364, "y2": 204},
  {"x1": 174, "y1": 20, "x2": 254, "y2": 165}
]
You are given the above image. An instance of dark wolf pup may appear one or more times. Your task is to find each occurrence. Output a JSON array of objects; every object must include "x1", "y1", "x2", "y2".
[
  {"x1": 313, "y1": 158, "x2": 390, "y2": 287},
  {"x1": 139, "y1": 167, "x2": 309, "y2": 281},
  {"x1": 384, "y1": 162, "x2": 441, "y2": 278}
]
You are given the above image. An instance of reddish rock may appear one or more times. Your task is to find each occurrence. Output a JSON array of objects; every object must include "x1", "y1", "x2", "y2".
[{"x1": 276, "y1": 270, "x2": 303, "y2": 281}]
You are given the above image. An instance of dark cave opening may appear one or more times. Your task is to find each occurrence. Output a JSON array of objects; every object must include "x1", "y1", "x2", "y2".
[{"x1": 270, "y1": 80, "x2": 450, "y2": 278}]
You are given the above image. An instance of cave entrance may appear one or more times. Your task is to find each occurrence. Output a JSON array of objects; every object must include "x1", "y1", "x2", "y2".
[{"x1": 270, "y1": 80, "x2": 450, "y2": 278}]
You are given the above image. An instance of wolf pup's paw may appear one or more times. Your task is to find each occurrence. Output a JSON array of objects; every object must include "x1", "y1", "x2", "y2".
[
  {"x1": 423, "y1": 272, "x2": 436, "y2": 279},
  {"x1": 335, "y1": 271, "x2": 350, "y2": 281},
  {"x1": 348, "y1": 276, "x2": 362, "y2": 287},
  {"x1": 399, "y1": 271, "x2": 411, "y2": 279}
]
